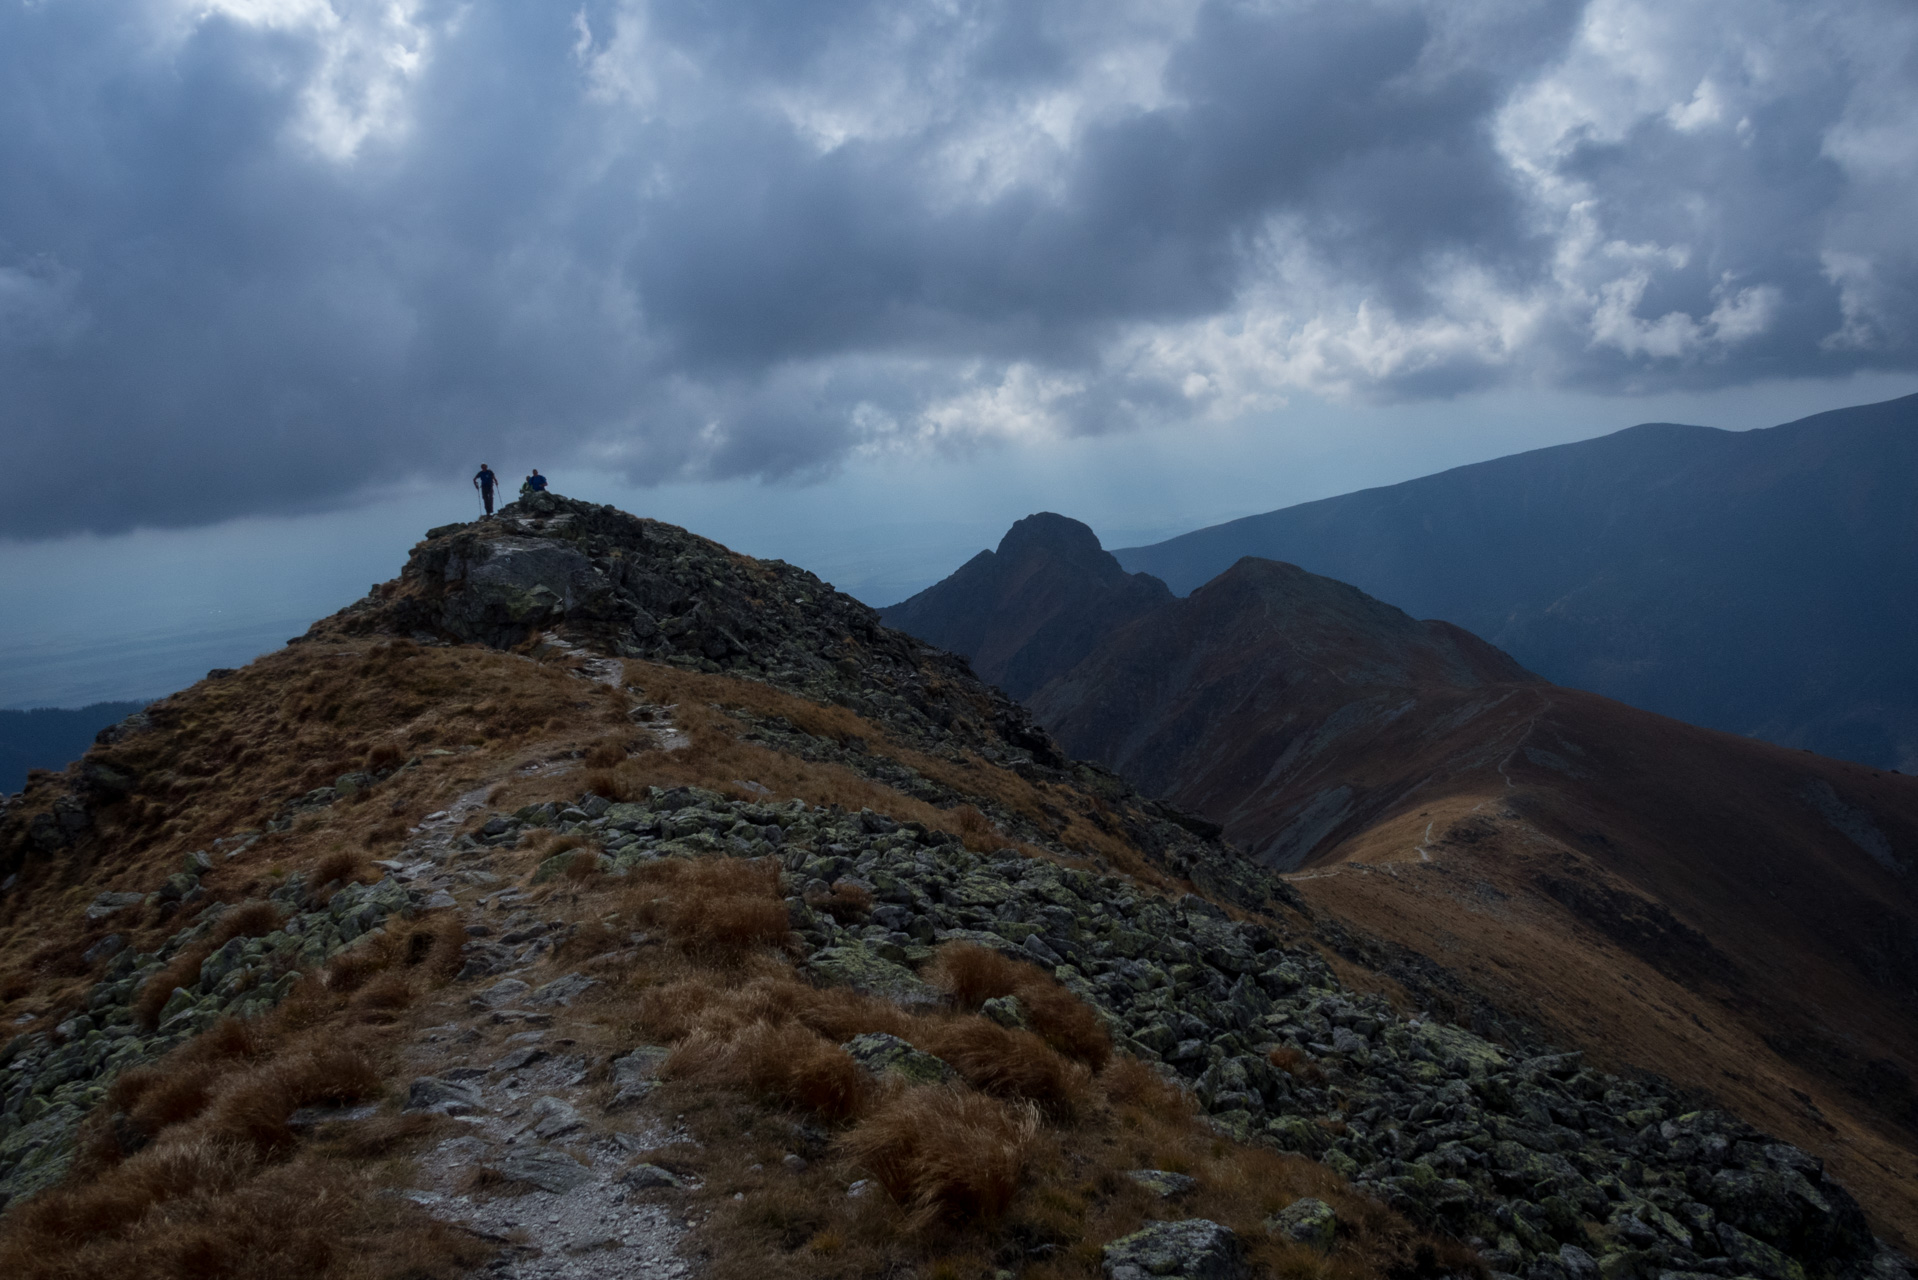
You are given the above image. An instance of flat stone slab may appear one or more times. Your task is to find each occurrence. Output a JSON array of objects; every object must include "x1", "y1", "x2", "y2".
[
  {"x1": 404, "y1": 1076, "x2": 483, "y2": 1115},
  {"x1": 619, "y1": 1163, "x2": 685, "y2": 1190},
  {"x1": 499, "y1": 1146, "x2": 593, "y2": 1194},
  {"x1": 612, "y1": 1046, "x2": 671, "y2": 1086},
  {"x1": 528, "y1": 972, "x2": 597, "y2": 1006},
  {"x1": 493, "y1": 1045, "x2": 548, "y2": 1073},
  {"x1": 530, "y1": 1095, "x2": 585, "y2": 1139}
]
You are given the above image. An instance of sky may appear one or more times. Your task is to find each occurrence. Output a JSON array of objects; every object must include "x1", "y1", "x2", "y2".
[{"x1": 4, "y1": 0, "x2": 1917, "y2": 707}]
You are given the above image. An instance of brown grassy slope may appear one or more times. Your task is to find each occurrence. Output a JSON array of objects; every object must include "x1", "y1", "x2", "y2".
[
  {"x1": 447, "y1": 856, "x2": 1473, "y2": 1280},
  {"x1": 0, "y1": 635, "x2": 1436, "y2": 1278},
  {"x1": 1007, "y1": 554, "x2": 1918, "y2": 1248},
  {"x1": 0, "y1": 640, "x2": 640, "y2": 1278},
  {"x1": 1, "y1": 639, "x2": 631, "y2": 1009},
  {"x1": 1283, "y1": 684, "x2": 1918, "y2": 1250}
]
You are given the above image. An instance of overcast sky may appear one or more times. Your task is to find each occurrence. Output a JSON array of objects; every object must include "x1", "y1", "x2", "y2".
[{"x1": 4, "y1": 0, "x2": 1917, "y2": 705}]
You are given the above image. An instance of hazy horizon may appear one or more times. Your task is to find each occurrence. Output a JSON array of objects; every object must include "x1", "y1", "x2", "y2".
[{"x1": 7, "y1": 374, "x2": 1914, "y2": 711}]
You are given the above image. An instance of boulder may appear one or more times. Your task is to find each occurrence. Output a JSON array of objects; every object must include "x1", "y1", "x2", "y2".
[
  {"x1": 981, "y1": 995, "x2": 1029, "y2": 1029},
  {"x1": 1265, "y1": 1197, "x2": 1337, "y2": 1249},
  {"x1": 806, "y1": 943, "x2": 942, "y2": 1008},
  {"x1": 619, "y1": 1163, "x2": 685, "y2": 1190},
  {"x1": 1102, "y1": 1219, "x2": 1245, "y2": 1280},
  {"x1": 530, "y1": 1096, "x2": 584, "y2": 1139},
  {"x1": 85, "y1": 892, "x2": 145, "y2": 923}
]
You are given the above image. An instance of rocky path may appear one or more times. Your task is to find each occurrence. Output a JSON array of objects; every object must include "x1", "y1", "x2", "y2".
[{"x1": 376, "y1": 768, "x2": 696, "y2": 1279}]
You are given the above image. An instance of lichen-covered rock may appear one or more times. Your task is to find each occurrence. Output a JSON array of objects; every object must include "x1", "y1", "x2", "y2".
[
  {"x1": 805, "y1": 943, "x2": 942, "y2": 1008},
  {"x1": 85, "y1": 891, "x2": 145, "y2": 922},
  {"x1": 981, "y1": 995, "x2": 1029, "y2": 1029},
  {"x1": 1102, "y1": 1218, "x2": 1245, "y2": 1280},
  {"x1": 1266, "y1": 1197, "x2": 1337, "y2": 1249},
  {"x1": 842, "y1": 1033, "x2": 954, "y2": 1085}
]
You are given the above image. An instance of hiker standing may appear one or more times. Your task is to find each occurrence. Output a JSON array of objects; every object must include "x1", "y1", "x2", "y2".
[
  {"x1": 473, "y1": 463, "x2": 498, "y2": 516},
  {"x1": 522, "y1": 469, "x2": 549, "y2": 495}
]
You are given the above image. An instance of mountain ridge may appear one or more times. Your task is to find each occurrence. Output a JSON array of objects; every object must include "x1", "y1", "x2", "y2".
[{"x1": 1114, "y1": 393, "x2": 1918, "y2": 770}]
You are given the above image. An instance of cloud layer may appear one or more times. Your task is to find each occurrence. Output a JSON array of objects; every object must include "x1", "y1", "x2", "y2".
[{"x1": 3, "y1": 0, "x2": 1914, "y2": 536}]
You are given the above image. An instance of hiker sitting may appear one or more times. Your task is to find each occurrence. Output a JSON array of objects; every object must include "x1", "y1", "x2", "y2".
[{"x1": 521, "y1": 469, "x2": 549, "y2": 496}]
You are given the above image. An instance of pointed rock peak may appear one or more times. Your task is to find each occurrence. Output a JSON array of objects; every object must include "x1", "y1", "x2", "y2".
[{"x1": 996, "y1": 512, "x2": 1106, "y2": 559}]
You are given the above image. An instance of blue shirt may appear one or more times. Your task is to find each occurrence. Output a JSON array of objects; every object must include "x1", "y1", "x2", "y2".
[
  {"x1": 526, "y1": 474, "x2": 548, "y2": 491},
  {"x1": 474, "y1": 468, "x2": 496, "y2": 490}
]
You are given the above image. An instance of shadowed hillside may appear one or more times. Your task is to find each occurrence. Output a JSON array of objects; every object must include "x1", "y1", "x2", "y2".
[
  {"x1": 1115, "y1": 393, "x2": 1918, "y2": 770},
  {"x1": 890, "y1": 512, "x2": 1918, "y2": 1249}
]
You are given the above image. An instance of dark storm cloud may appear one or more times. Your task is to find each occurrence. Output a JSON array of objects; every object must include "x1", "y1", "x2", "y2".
[{"x1": 1, "y1": 0, "x2": 1913, "y2": 538}]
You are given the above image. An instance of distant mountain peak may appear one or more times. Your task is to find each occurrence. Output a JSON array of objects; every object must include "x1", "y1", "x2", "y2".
[
  {"x1": 880, "y1": 513, "x2": 1170, "y2": 701},
  {"x1": 996, "y1": 511, "x2": 1107, "y2": 559}
]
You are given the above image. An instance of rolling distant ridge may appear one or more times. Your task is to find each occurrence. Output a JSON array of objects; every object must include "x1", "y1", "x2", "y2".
[{"x1": 1114, "y1": 394, "x2": 1918, "y2": 770}]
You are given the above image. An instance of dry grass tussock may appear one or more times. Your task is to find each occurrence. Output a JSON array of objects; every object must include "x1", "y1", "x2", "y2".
[
  {"x1": 2, "y1": 1001, "x2": 474, "y2": 1280},
  {"x1": 666, "y1": 1021, "x2": 868, "y2": 1121},
  {"x1": 624, "y1": 856, "x2": 794, "y2": 964},
  {"x1": 927, "y1": 942, "x2": 1113, "y2": 1069},
  {"x1": 0, "y1": 1143, "x2": 490, "y2": 1280},
  {"x1": 841, "y1": 1087, "x2": 1040, "y2": 1228}
]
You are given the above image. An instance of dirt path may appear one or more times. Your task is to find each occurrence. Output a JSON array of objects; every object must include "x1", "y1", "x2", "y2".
[{"x1": 371, "y1": 766, "x2": 697, "y2": 1278}]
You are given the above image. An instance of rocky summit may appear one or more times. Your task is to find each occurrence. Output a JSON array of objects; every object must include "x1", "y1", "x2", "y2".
[{"x1": 0, "y1": 491, "x2": 1912, "y2": 1280}]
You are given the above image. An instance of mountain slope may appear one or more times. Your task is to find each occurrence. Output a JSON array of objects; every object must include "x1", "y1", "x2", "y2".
[
  {"x1": 890, "y1": 513, "x2": 1918, "y2": 1246},
  {"x1": 1114, "y1": 393, "x2": 1918, "y2": 770},
  {"x1": 1, "y1": 492, "x2": 1908, "y2": 1280}
]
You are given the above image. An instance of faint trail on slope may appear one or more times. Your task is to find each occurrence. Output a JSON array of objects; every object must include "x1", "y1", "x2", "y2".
[{"x1": 384, "y1": 716, "x2": 700, "y2": 1277}]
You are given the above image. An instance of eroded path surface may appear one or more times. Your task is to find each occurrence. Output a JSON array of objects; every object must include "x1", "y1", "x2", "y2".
[{"x1": 379, "y1": 773, "x2": 695, "y2": 1279}]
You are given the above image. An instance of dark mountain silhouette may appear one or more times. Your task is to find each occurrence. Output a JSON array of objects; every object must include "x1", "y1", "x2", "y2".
[
  {"x1": 886, "y1": 512, "x2": 1918, "y2": 1241},
  {"x1": 0, "y1": 703, "x2": 147, "y2": 796},
  {"x1": 880, "y1": 512, "x2": 1173, "y2": 700},
  {"x1": 1113, "y1": 393, "x2": 1918, "y2": 771}
]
